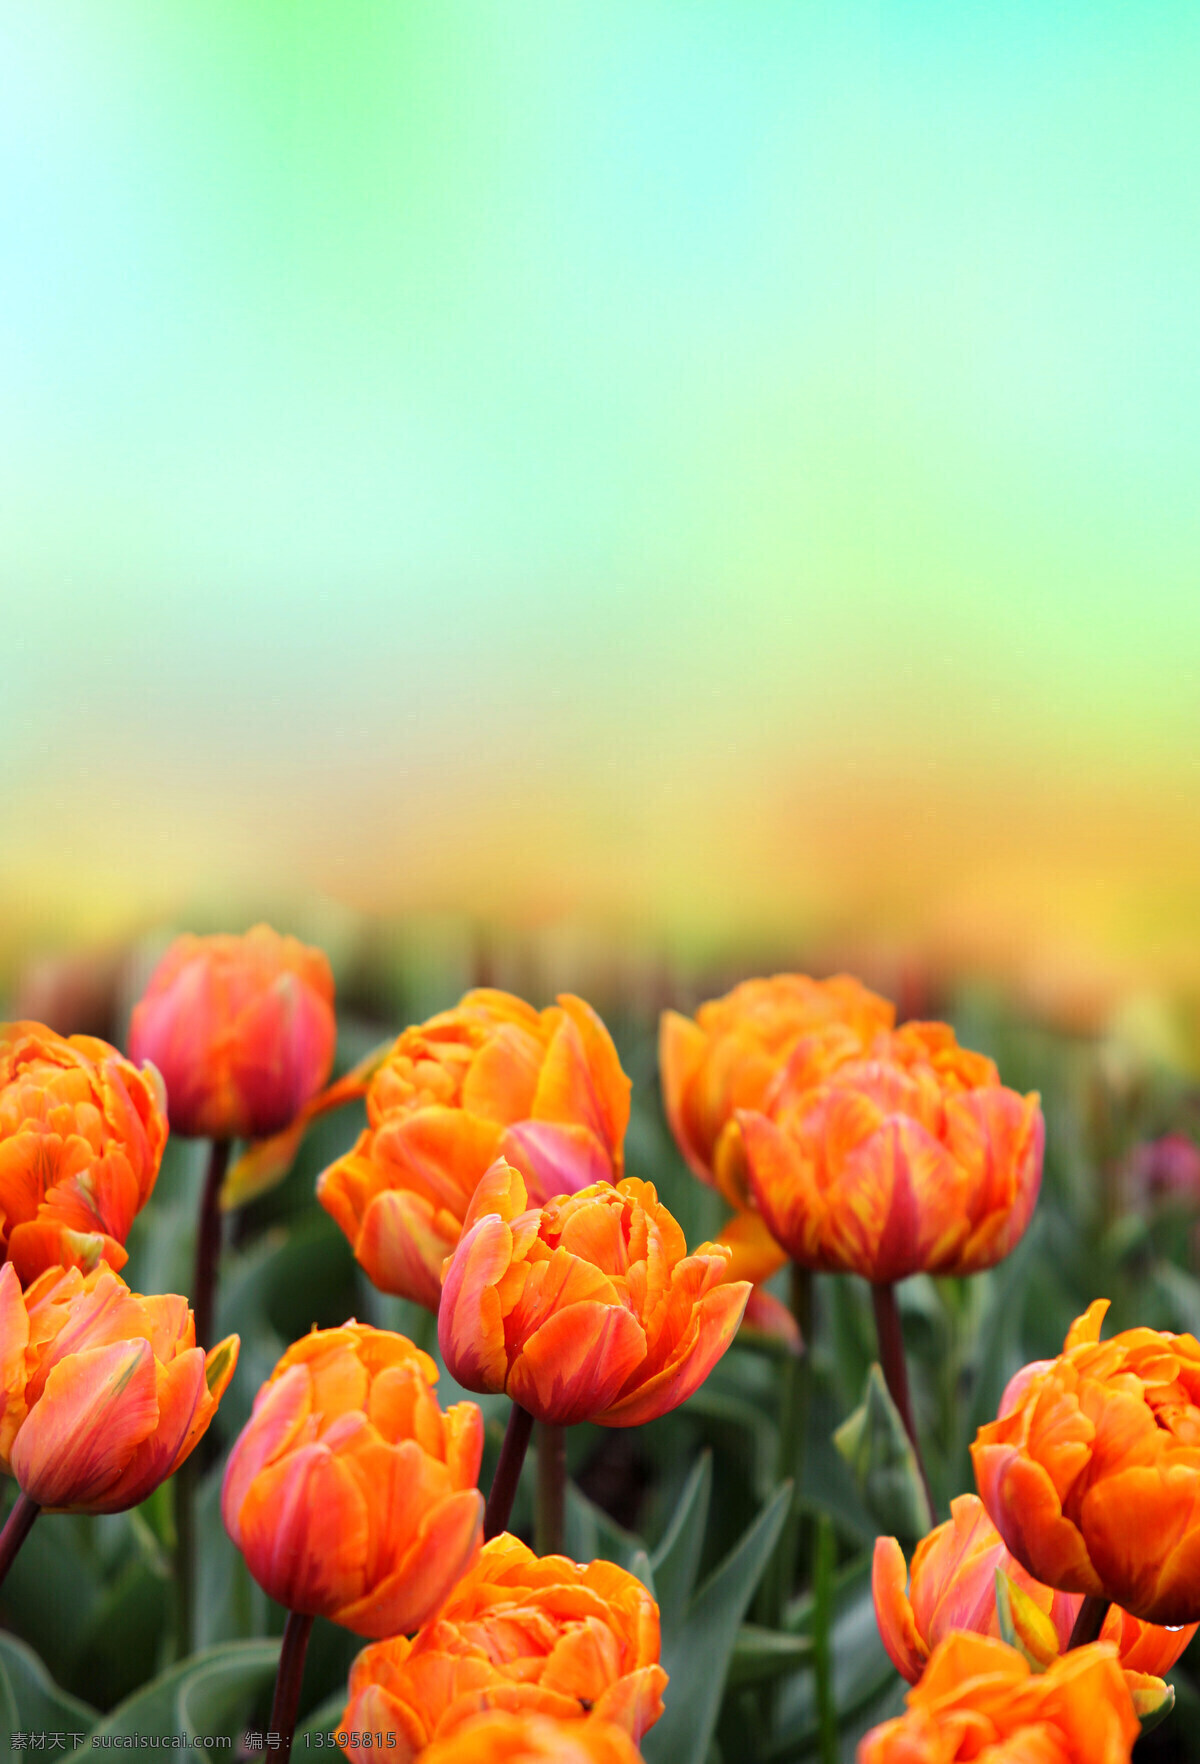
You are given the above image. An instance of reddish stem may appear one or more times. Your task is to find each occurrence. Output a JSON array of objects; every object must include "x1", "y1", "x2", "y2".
[
  {"x1": 1067, "y1": 1595, "x2": 1111, "y2": 1649},
  {"x1": 870, "y1": 1281, "x2": 935, "y2": 1520},
  {"x1": 485, "y1": 1404, "x2": 535, "y2": 1540},
  {"x1": 268, "y1": 1609, "x2": 314, "y2": 1757},
  {"x1": 193, "y1": 1138, "x2": 231, "y2": 1352},
  {"x1": 0, "y1": 1492, "x2": 39, "y2": 1592}
]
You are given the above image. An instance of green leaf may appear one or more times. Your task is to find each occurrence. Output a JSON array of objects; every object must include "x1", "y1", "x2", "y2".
[
  {"x1": 642, "y1": 1480, "x2": 792, "y2": 1764},
  {"x1": 726, "y1": 1625, "x2": 813, "y2": 1690},
  {"x1": 564, "y1": 1482, "x2": 646, "y2": 1574},
  {"x1": 86, "y1": 1641, "x2": 279, "y2": 1741},
  {"x1": 0, "y1": 1632, "x2": 96, "y2": 1733},
  {"x1": 649, "y1": 1450, "x2": 712, "y2": 1636},
  {"x1": 832, "y1": 1365, "x2": 933, "y2": 1542},
  {"x1": 0, "y1": 1655, "x2": 19, "y2": 1745},
  {"x1": 296, "y1": 1689, "x2": 350, "y2": 1744}
]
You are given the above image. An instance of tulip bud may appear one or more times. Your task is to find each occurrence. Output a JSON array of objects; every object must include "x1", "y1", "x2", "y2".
[
  {"x1": 128, "y1": 925, "x2": 336, "y2": 1141},
  {"x1": 0, "y1": 1021, "x2": 167, "y2": 1285},
  {"x1": 438, "y1": 1160, "x2": 749, "y2": 1428},
  {"x1": 318, "y1": 990, "x2": 631, "y2": 1310},
  {"x1": 0, "y1": 1261, "x2": 237, "y2": 1512},
  {"x1": 222, "y1": 1324, "x2": 484, "y2": 1637}
]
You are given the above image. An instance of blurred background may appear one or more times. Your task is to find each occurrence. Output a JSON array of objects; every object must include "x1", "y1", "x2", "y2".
[{"x1": 3, "y1": 1, "x2": 1200, "y2": 1041}]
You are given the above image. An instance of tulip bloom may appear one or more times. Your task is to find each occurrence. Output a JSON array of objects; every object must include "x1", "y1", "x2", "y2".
[
  {"x1": 339, "y1": 1533, "x2": 666, "y2": 1758},
  {"x1": 859, "y1": 1633, "x2": 1139, "y2": 1764},
  {"x1": 873, "y1": 1494, "x2": 1195, "y2": 1692},
  {"x1": 0, "y1": 1022, "x2": 168, "y2": 1284},
  {"x1": 973, "y1": 1298, "x2": 1200, "y2": 1626},
  {"x1": 439, "y1": 1161, "x2": 749, "y2": 1427},
  {"x1": 738, "y1": 1021, "x2": 1044, "y2": 1282},
  {"x1": 0, "y1": 1260, "x2": 237, "y2": 1511},
  {"x1": 417, "y1": 1712, "x2": 644, "y2": 1764},
  {"x1": 128, "y1": 925, "x2": 337, "y2": 1141},
  {"x1": 659, "y1": 973, "x2": 893, "y2": 1209},
  {"x1": 222, "y1": 1324, "x2": 484, "y2": 1637},
  {"x1": 318, "y1": 991, "x2": 631, "y2": 1311}
]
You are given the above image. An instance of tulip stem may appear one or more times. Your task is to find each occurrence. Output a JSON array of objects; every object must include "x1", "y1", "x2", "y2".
[
  {"x1": 536, "y1": 1423, "x2": 567, "y2": 1557},
  {"x1": 0, "y1": 1492, "x2": 39, "y2": 1592},
  {"x1": 758, "y1": 1264, "x2": 812, "y2": 1627},
  {"x1": 194, "y1": 1138, "x2": 231, "y2": 1353},
  {"x1": 812, "y1": 1511, "x2": 838, "y2": 1764},
  {"x1": 485, "y1": 1403, "x2": 536, "y2": 1541},
  {"x1": 268, "y1": 1609, "x2": 314, "y2": 1757},
  {"x1": 870, "y1": 1281, "x2": 935, "y2": 1520},
  {"x1": 1067, "y1": 1595, "x2": 1110, "y2": 1650}
]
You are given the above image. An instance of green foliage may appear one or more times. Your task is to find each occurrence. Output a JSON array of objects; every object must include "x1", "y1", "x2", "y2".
[{"x1": 832, "y1": 1365, "x2": 933, "y2": 1543}]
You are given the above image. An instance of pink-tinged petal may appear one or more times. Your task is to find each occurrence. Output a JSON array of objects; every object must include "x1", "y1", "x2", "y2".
[
  {"x1": 658, "y1": 1011, "x2": 713, "y2": 1181},
  {"x1": 91, "y1": 1346, "x2": 207, "y2": 1512},
  {"x1": 825, "y1": 1118, "x2": 967, "y2": 1283},
  {"x1": 437, "y1": 1216, "x2": 514, "y2": 1394},
  {"x1": 530, "y1": 1015, "x2": 608, "y2": 1146},
  {"x1": 12, "y1": 1338, "x2": 158, "y2": 1509},
  {"x1": 222, "y1": 1363, "x2": 313, "y2": 1543},
  {"x1": 740, "y1": 1110, "x2": 827, "y2": 1268},
  {"x1": 357, "y1": 1189, "x2": 460, "y2": 1311},
  {"x1": 974, "y1": 1446, "x2": 1103, "y2": 1597},
  {"x1": 501, "y1": 1121, "x2": 613, "y2": 1202},
  {"x1": 598, "y1": 1282, "x2": 749, "y2": 1427},
  {"x1": 507, "y1": 1302, "x2": 648, "y2": 1426},
  {"x1": 998, "y1": 1360, "x2": 1055, "y2": 1420},
  {"x1": 871, "y1": 1537, "x2": 927, "y2": 1683},
  {"x1": 236, "y1": 1441, "x2": 370, "y2": 1615},
  {"x1": 335, "y1": 1488, "x2": 484, "y2": 1638},
  {"x1": 461, "y1": 1160, "x2": 529, "y2": 1234},
  {"x1": 341, "y1": 1687, "x2": 425, "y2": 1763}
]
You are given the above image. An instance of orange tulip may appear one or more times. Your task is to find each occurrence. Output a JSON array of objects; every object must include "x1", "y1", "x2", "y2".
[
  {"x1": 128, "y1": 924, "x2": 336, "y2": 1141},
  {"x1": 338, "y1": 1533, "x2": 666, "y2": 1759},
  {"x1": 738, "y1": 1021, "x2": 1044, "y2": 1282},
  {"x1": 415, "y1": 1712, "x2": 644, "y2": 1764},
  {"x1": 318, "y1": 991, "x2": 631, "y2": 1311},
  {"x1": 0, "y1": 1260, "x2": 237, "y2": 1511},
  {"x1": 716, "y1": 1210, "x2": 799, "y2": 1351},
  {"x1": 973, "y1": 1298, "x2": 1200, "y2": 1625},
  {"x1": 0, "y1": 1021, "x2": 167, "y2": 1285},
  {"x1": 438, "y1": 1161, "x2": 750, "y2": 1427},
  {"x1": 858, "y1": 1632, "x2": 1140, "y2": 1763},
  {"x1": 222, "y1": 1324, "x2": 484, "y2": 1637},
  {"x1": 873, "y1": 1493, "x2": 1194, "y2": 1690},
  {"x1": 659, "y1": 973, "x2": 893, "y2": 1208}
]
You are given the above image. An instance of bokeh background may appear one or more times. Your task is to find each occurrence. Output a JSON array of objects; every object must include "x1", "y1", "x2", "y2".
[{"x1": 3, "y1": 1, "x2": 1200, "y2": 1023}]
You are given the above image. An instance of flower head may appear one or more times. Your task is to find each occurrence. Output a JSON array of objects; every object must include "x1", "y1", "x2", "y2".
[
  {"x1": 318, "y1": 991, "x2": 630, "y2": 1310},
  {"x1": 873, "y1": 1493, "x2": 1194, "y2": 1689},
  {"x1": 222, "y1": 1324, "x2": 483, "y2": 1636},
  {"x1": 739, "y1": 1021, "x2": 1043, "y2": 1281},
  {"x1": 660, "y1": 974, "x2": 893, "y2": 1208},
  {"x1": 438, "y1": 1162, "x2": 749, "y2": 1427},
  {"x1": 128, "y1": 924, "x2": 336, "y2": 1140},
  {"x1": 858, "y1": 1633, "x2": 1140, "y2": 1763},
  {"x1": 339, "y1": 1533, "x2": 665, "y2": 1759},
  {"x1": 0, "y1": 1022, "x2": 168, "y2": 1284},
  {"x1": 973, "y1": 1298, "x2": 1200, "y2": 1625},
  {"x1": 0, "y1": 1260, "x2": 237, "y2": 1512},
  {"x1": 417, "y1": 1712, "x2": 644, "y2": 1764}
]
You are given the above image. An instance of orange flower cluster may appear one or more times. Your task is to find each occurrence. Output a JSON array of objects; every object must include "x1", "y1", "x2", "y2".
[
  {"x1": 221, "y1": 1324, "x2": 484, "y2": 1637},
  {"x1": 438, "y1": 1161, "x2": 749, "y2": 1427},
  {"x1": 0, "y1": 1022, "x2": 167, "y2": 1284},
  {"x1": 859, "y1": 1633, "x2": 1140, "y2": 1763},
  {"x1": 340, "y1": 1534, "x2": 665, "y2": 1758},
  {"x1": 739, "y1": 1021, "x2": 1043, "y2": 1283},
  {"x1": 129, "y1": 925, "x2": 337, "y2": 1141},
  {"x1": 873, "y1": 1493, "x2": 1194, "y2": 1696},
  {"x1": 973, "y1": 1299, "x2": 1200, "y2": 1625},
  {"x1": 418, "y1": 1711, "x2": 643, "y2": 1764},
  {"x1": 318, "y1": 992, "x2": 630, "y2": 1310},
  {"x1": 0, "y1": 1260, "x2": 237, "y2": 1512}
]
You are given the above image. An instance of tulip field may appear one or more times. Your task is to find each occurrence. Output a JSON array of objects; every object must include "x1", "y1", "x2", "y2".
[{"x1": 3, "y1": 935, "x2": 1200, "y2": 1761}]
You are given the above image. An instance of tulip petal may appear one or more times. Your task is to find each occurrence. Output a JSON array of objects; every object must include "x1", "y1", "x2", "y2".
[
  {"x1": 658, "y1": 1011, "x2": 714, "y2": 1181},
  {"x1": 598, "y1": 1281, "x2": 749, "y2": 1427},
  {"x1": 222, "y1": 1363, "x2": 313, "y2": 1543},
  {"x1": 237, "y1": 1441, "x2": 370, "y2": 1615},
  {"x1": 337, "y1": 1487, "x2": 484, "y2": 1638},
  {"x1": 12, "y1": 1337, "x2": 158, "y2": 1508},
  {"x1": 92, "y1": 1346, "x2": 207, "y2": 1513},
  {"x1": 501, "y1": 1121, "x2": 612, "y2": 1203},
  {"x1": 358, "y1": 1189, "x2": 461, "y2": 1311},
  {"x1": 0, "y1": 1262, "x2": 30, "y2": 1460},
  {"x1": 508, "y1": 1301, "x2": 648, "y2": 1426},
  {"x1": 438, "y1": 1216, "x2": 514, "y2": 1393},
  {"x1": 871, "y1": 1536, "x2": 927, "y2": 1682}
]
